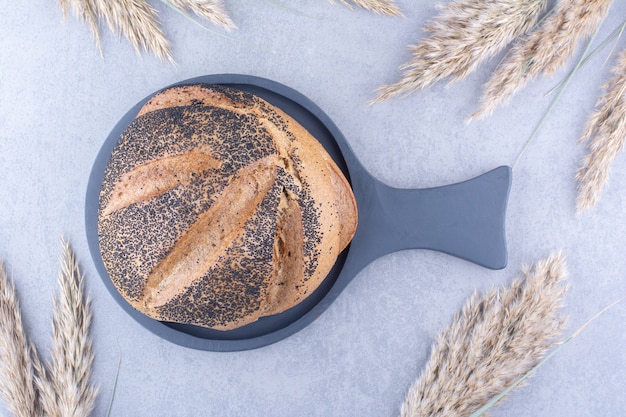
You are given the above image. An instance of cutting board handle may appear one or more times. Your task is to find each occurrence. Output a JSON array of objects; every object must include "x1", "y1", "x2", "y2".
[{"x1": 350, "y1": 165, "x2": 511, "y2": 271}]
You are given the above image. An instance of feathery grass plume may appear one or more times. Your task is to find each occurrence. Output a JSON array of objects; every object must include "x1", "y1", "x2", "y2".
[
  {"x1": 58, "y1": 0, "x2": 103, "y2": 54},
  {"x1": 471, "y1": 0, "x2": 613, "y2": 120},
  {"x1": 400, "y1": 252, "x2": 568, "y2": 417},
  {"x1": 59, "y1": 0, "x2": 173, "y2": 62},
  {"x1": 470, "y1": 296, "x2": 625, "y2": 416},
  {"x1": 332, "y1": 0, "x2": 402, "y2": 16},
  {"x1": 0, "y1": 262, "x2": 41, "y2": 417},
  {"x1": 96, "y1": 0, "x2": 174, "y2": 63},
  {"x1": 31, "y1": 346, "x2": 54, "y2": 417},
  {"x1": 576, "y1": 47, "x2": 626, "y2": 212},
  {"x1": 372, "y1": 0, "x2": 548, "y2": 103},
  {"x1": 59, "y1": 0, "x2": 239, "y2": 62},
  {"x1": 38, "y1": 239, "x2": 97, "y2": 417},
  {"x1": 164, "y1": 0, "x2": 236, "y2": 29}
]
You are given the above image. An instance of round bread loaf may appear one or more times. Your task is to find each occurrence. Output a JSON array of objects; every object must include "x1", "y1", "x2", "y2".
[{"x1": 98, "y1": 84, "x2": 358, "y2": 330}]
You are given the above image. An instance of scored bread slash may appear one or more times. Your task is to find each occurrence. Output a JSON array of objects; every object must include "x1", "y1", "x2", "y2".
[
  {"x1": 143, "y1": 156, "x2": 277, "y2": 307},
  {"x1": 102, "y1": 147, "x2": 221, "y2": 216},
  {"x1": 98, "y1": 84, "x2": 358, "y2": 330}
]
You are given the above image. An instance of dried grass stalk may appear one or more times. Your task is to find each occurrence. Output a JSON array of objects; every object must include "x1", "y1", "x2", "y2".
[
  {"x1": 471, "y1": 0, "x2": 613, "y2": 120},
  {"x1": 96, "y1": 0, "x2": 174, "y2": 63},
  {"x1": 60, "y1": 0, "x2": 241, "y2": 62},
  {"x1": 58, "y1": 0, "x2": 103, "y2": 54},
  {"x1": 32, "y1": 349, "x2": 54, "y2": 417},
  {"x1": 0, "y1": 262, "x2": 41, "y2": 417},
  {"x1": 576, "y1": 47, "x2": 626, "y2": 212},
  {"x1": 0, "y1": 241, "x2": 97, "y2": 417},
  {"x1": 166, "y1": 0, "x2": 236, "y2": 29},
  {"x1": 37, "y1": 239, "x2": 97, "y2": 417},
  {"x1": 60, "y1": 0, "x2": 175, "y2": 62},
  {"x1": 400, "y1": 252, "x2": 568, "y2": 417},
  {"x1": 373, "y1": 0, "x2": 548, "y2": 103},
  {"x1": 332, "y1": 0, "x2": 402, "y2": 16}
]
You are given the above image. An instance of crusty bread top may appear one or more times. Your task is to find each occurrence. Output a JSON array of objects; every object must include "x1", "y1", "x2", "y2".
[
  {"x1": 138, "y1": 84, "x2": 357, "y2": 251},
  {"x1": 98, "y1": 84, "x2": 357, "y2": 330}
]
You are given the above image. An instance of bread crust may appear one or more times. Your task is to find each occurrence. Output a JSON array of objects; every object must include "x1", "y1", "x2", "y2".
[{"x1": 98, "y1": 84, "x2": 357, "y2": 330}]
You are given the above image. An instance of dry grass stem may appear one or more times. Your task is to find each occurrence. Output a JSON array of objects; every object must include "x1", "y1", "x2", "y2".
[
  {"x1": 165, "y1": 0, "x2": 236, "y2": 29},
  {"x1": 333, "y1": 0, "x2": 402, "y2": 16},
  {"x1": 373, "y1": 0, "x2": 548, "y2": 103},
  {"x1": 0, "y1": 262, "x2": 41, "y2": 417},
  {"x1": 471, "y1": 0, "x2": 613, "y2": 120},
  {"x1": 38, "y1": 239, "x2": 97, "y2": 417},
  {"x1": 400, "y1": 252, "x2": 568, "y2": 417},
  {"x1": 576, "y1": 47, "x2": 626, "y2": 212}
]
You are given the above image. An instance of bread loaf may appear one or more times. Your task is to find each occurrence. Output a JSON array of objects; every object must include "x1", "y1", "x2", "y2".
[{"x1": 98, "y1": 84, "x2": 358, "y2": 330}]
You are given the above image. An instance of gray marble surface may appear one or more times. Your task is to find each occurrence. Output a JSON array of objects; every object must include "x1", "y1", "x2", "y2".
[{"x1": 1, "y1": 1, "x2": 625, "y2": 416}]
